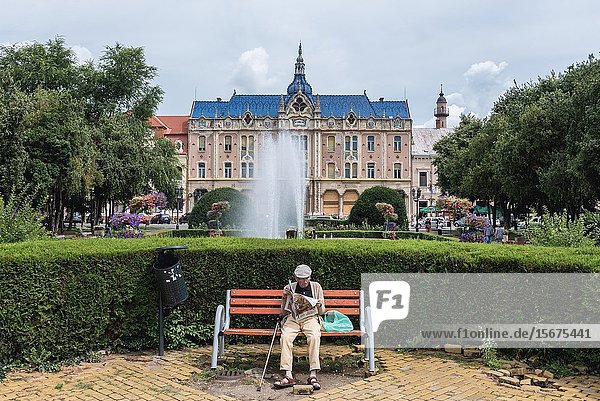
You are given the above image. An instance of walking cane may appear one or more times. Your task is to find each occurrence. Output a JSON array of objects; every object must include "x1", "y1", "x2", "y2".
[{"x1": 256, "y1": 320, "x2": 280, "y2": 392}]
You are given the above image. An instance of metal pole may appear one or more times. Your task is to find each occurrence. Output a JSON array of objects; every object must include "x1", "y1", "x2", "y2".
[
  {"x1": 176, "y1": 203, "x2": 180, "y2": 230},
  {"x1": 158, "y1": 292, "x2": 164, "y2": 356}
]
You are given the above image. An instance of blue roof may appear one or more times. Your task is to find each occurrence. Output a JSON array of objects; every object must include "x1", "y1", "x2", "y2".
[
  {"x1": 191, "y1": 95, "x2": 280, "y2": 118},
  {"x1": 191, "y1": 94, "x2": 409, "y2": 119},
  {"x1": 371, "y1": 100, "x2": 409, "y2": 118}
]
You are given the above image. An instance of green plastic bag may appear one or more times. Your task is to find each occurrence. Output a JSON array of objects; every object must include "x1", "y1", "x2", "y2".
[{"x1": 322, "y1": 310, "x2": 353, "y2": 332}]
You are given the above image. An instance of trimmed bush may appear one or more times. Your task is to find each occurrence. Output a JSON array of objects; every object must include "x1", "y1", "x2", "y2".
[
  {"x1": 1, "y1": 237, "x2": 598, "y2": 368},
  {"x1": 349, "y1": 186, "x2": 408, "y2": 229},
  {"x1": 314, "y1": 230, "x2": 456, "y2": 241},
  {"x1": 188, "y1": 187, "x2": 248, "y2": 229}
]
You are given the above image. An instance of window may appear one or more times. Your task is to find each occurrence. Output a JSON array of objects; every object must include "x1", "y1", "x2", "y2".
[
  {"x1": 174, "y1": 140, "x2": 184, "y2": 153},
  {"x1": 198, "y1": 136, "x2": 206, "y2": 152},
  {"x1": 344, "y1": 135, "x2": 358, "y2": 153},
  {"x1": 327, "y1": 163, "x2": 335, "y2": 178},
  {"x1": 367, "y1": 135, "x2": 375, "y2": 152},
  {"x1": 419, "y1": 171, "x2": 428, "y2": 187},
  {"x1": 241, "y1": 136, "x2": 247, "y2": 152},
  {"x1": 367, "y1": 162, "x2": 375, "y2": 178},
  {"x1": 394, "y1": 163, "x2": 402, "y2": 179},
  {"x1": 241, "y1": 161, "x2": 254, "y2": 178},
  {"x1": 248, "y1": 135, "x2": 254, "y2": 155},
  {"x1": 344, "y1": 162, "x2": 358, "y2": 178},
  {"x1": 197, "y1": 162, "x2": 206, "y2": 178},
  {"x1": 393, "y1": 136, "x2": 402, "y2": 152},
  {"x1": 224, "y1": 162, "x2": 232, "y2": 178},
  {"x1": 224, "y1": 135, "x2": 232, "y2": 152},
  {"x1": 327, "y1": 136, "x2": 335, "y2": 152}
]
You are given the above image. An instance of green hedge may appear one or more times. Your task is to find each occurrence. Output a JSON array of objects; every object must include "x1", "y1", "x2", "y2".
[
  {"x1": 314, "y1": 230, "x2": 457, "y2": 241},
  {"x1": 1, "y1": 237, "x2": 599, "y2": 366},
  {"x1": 160, "y1": 229, "x2": 247, "y2": 238}
]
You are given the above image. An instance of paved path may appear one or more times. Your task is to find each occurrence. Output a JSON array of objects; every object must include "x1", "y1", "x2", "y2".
[{"x1": 1, "y1": 345, "x2": 598, "y2": 400}]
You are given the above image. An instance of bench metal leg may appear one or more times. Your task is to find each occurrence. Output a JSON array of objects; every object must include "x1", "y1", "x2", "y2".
[{"x1": 211, "y1": 305, "x2": 225, "y2": 369}]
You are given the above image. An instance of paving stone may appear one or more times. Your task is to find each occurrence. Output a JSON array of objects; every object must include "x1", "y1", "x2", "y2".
[{"x1": 498, "y1": 376, "x2": 521, "y2": 386}]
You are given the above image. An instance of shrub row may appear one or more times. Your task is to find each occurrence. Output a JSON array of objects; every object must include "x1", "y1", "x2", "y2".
[
  {"x1": 1, "y1": 237, "x2": 598, "y2": 367},
  {"x1": 163, "y1": 229, "x2": 457, "y2": 242},
  {"x1": 313, "y1": 230, "x2": 457, "y2": 241}
]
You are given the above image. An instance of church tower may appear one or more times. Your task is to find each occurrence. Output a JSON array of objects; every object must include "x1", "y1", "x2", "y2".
[{"x1": 434, "y1": 84, "x2": 449, "y2": 129}]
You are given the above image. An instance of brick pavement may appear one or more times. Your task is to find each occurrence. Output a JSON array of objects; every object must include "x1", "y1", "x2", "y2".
[{"x1": 1, "y1": 346, "x2": 598, "y2": 400}]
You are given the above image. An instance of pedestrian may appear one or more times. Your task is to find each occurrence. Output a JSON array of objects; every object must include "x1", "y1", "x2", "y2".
[
  {"x1": 425, "y1": 218, "x2": 432, "y2": 232},
  {"x1": 274, "y1": 264, "x2": 325, "y2": 390},
  {"x1": 484, "y1": 223, "x2": 494, "y2": 244},
  {"x1": 495, "y1": 226, "x2": 505, "y2": 243}
]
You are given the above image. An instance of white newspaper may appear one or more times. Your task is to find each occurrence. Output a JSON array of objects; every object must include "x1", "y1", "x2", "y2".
[{"x1": 284, "y1": 280, "x2": 319, "y2": 320}]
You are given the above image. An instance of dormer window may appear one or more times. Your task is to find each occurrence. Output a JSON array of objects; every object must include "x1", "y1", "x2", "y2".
[
  {"x1": 243, "y1": 112, "x2": 252, "y2": 125},
  {"x1": 347, "y1": 112, "x2": 356, "y2": 126},
  {"x1": 291, "y1": 97, "x2": 308, "y2": 113}
]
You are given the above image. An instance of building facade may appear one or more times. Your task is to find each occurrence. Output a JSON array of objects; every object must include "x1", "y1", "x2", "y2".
[
  {"x1": 185, "y1": 44, "x2": 412, "y2": 217},
  {"x1": 151, "y1": 45, "x2": 452, "y2": 219}
]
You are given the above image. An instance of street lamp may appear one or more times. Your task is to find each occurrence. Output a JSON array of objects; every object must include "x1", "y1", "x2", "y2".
[
  {"x1": 411, "y1": 188, "x2": 422, "y2": 232},
  {"x1": 175, "y1": 186, "x2": 183, "y2": 230}
]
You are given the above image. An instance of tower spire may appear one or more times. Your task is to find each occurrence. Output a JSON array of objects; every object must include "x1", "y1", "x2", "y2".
[
  {"x1": 295, "y1": 41, "x2": 305, "y2": 75},
  {"x1": 434, "y1": 83, "x2": 449, "y2": 129}
]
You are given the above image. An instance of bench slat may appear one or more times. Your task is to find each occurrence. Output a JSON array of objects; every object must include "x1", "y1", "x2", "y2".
[
  {"x1": 230, "y1": 298, "x2": 359, "y2": 307},
  {"x1": 229, "y1": 307, "x2": 360, "y2": 315},
  {"x1": 224, "y1": 328, "x2": 362, "y2": 337},
  {"x1": 230, "y1": 289, "x2": 360, "y2": 298}
]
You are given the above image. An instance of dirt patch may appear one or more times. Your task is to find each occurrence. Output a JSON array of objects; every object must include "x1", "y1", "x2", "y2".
[
  {"x1": 190, "y1": 369, "x2": 364, "y2": 401},
  {"x1": 189, "y1": 348, "x2": 368, "y2": 401}
]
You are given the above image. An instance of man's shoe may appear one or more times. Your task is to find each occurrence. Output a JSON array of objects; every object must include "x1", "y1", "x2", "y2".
[
  {"x1": 308, "y1": 376, "x2": 321, "y2": 390},
  {"x1": 273, "y1": 376, "x2": 296, "y2": 388}
]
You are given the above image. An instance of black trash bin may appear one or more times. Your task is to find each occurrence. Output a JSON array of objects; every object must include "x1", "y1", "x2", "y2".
[{"x1": 154, "y1": 246, "x2": 189, "y2": 307}]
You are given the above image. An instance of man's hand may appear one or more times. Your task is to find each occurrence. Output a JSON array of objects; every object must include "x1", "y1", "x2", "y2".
[{"x1": 282, "y1": 287, "x2": 292, "y2": 296}]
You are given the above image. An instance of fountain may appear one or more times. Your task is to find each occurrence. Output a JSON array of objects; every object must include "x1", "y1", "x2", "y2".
[{"x1": 245, "y1": 132, "x2": 306, "y2": 238}]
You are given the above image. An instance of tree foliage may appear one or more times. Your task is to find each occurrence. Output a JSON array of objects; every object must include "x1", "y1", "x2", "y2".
[
  {"x1": 434, "y1": 54, "x2": 600, "y2": 224},
  {"x1": 0, "y1": 37, "x2": 180, "y2": 234},
  {"x1": 349, "y1": 186, "x2": 408, "y2": 229},
  {"x1": 188, "y1": 188, "x2": 249, "y2": 229}
]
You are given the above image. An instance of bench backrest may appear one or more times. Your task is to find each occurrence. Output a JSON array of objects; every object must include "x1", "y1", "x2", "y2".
[{"x1": 224, "y1": 289, "x2": 362, "y2": 323}]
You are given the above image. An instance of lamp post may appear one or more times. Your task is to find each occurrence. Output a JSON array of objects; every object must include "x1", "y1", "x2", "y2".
[
  {"x1": 411, "y1": 188, "x2": 422, "y2": 232},
  {"x1": 175, "y1": 186, "x2": 183, "y2": 230}
]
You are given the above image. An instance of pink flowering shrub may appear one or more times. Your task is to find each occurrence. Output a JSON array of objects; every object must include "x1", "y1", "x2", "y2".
[
  {"x1": 436, "y1": 196, "x2": 472, "y2": 220},
  {"x1": 129, "y1": 192, "x2": 168, "y2": 213}
]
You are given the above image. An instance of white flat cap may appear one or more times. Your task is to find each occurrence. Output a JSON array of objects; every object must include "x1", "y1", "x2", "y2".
[{"x1": 294, "y1": 264, "x2": 312, "y2": 278}]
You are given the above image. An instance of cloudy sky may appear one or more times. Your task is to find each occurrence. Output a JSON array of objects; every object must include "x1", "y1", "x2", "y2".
[{"x1": 1, "y1": 0, "x2": 598, "y2": 127}]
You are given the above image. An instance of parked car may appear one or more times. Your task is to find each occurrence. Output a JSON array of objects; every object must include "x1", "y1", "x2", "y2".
[
  {"x1": 454, "y1": 217, "x2": 466, "y2": 227},
  {"x1": 138, "y1": 212, "x2": 152, "y2": 225},
  {"x1": 151, "y1": 213, "x2": 172, "y2": 224},
  {"x1": 179, "y1": 213, "x2": 190, "y2": 224},
  {"x1": 71, "y1": 212, "x2": 82, "y2": 223}
]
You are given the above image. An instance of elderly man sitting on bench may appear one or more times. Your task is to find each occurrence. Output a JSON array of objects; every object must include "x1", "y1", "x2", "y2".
[{"x1": 274, "y1": 264, "x2": 325, "y2": 390}]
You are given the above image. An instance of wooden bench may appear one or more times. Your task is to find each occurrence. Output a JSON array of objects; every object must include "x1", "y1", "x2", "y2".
[{"x1": 211, "y1": 289, "x2": 375, "y2": 372}]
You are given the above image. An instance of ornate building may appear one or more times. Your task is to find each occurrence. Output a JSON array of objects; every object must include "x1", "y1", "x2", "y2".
[
  {"x1": 151, "y1": 44, "x2": 453, "y2": 219},
  {"x1": 185, "y1": 44, "x2": 412, "y2": 217}
]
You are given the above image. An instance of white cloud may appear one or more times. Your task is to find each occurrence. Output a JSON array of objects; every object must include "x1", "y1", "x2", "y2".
[
  {"x1": 229, "y1": 47, "x2": 279, "y2": 93},
  {"x1": 464, "y1": 60, "x2": 508, "y2": 79},
  {"x1": 70, "y1": 45, "x2": 93, "y2": 65},
  {"x1": 460, "y1": 60, "x2": 512, "y2": 118}
]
